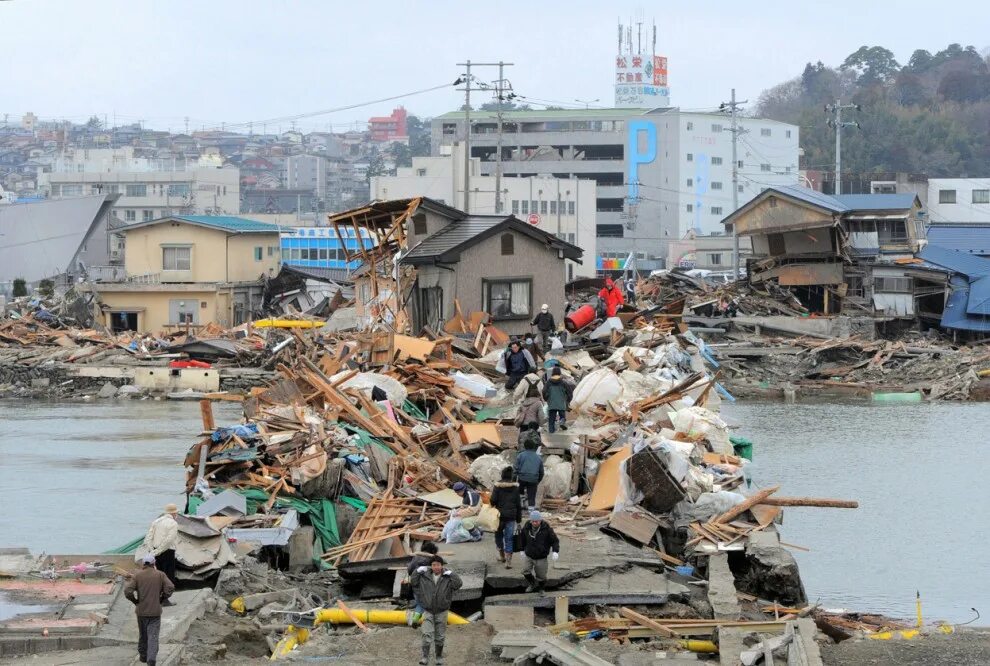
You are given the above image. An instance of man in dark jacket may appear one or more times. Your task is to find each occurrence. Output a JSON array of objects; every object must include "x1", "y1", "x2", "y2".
[
  {"x1": 124, "y1": 554, "x2": 175, "y2": 666},
  {"x1": 514, "y1": 439, "x2": 544, "y2": 510},
  {"x1": 489, "y1": 467, "x2": 522, "y2": 569},
  {"x1": 519, "y1": 511, "x2": 560, "y2": 594},
  {"x1": 542, "y1": 366, "x2": 574, "y2": 433},
  {"x1": 531, "y1": 304, "x2": 556, "y2": 350},
  {"x1": 410, "y1": 555, "x2": 463, "y2": 665},
  {"x1": 503, "y1": 340, "x2": 536, "y2": 389},
  {"x1": 406, "y1": 541, "x2": 439, "y2": 624}
]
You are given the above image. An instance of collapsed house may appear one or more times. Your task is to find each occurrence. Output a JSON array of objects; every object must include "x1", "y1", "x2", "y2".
[{"x1": 722, "y1": 186, "x2": 951, "y2": 334}]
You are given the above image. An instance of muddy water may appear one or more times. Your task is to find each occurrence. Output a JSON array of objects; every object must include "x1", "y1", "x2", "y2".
[
  {"x1": 0, "y1": 400, "x2": 241, "y2": 554},
  {"x1": 1, "y1": 399, "x2": 986, "y2": 623},
  {"x1": 723, "y1": 401, "x2": 990, "y2": 624}
]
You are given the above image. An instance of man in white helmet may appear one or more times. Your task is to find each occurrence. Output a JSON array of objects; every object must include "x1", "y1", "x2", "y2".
[{"x1": 530, "y1": 304, "x2": 556, "y2": 351}]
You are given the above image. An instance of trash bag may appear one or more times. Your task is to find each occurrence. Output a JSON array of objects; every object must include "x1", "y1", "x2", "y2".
[
  {"x1": 476, "y1": 505, "x2": 501, "y2": 532},
  {"x1": 671, "y1": 406, "x2": 733, "y2": 454},
  {"x1": 441, "y1": 515, "x2": 474, "y2": 544},
  {"x1": 542, "y1": 455, "x2": 573, "y2": 499},
  {"x1": 570, "y1": 367, "x2": 623, "y2": 412},
  {"x1": 671, "y1": 491, "x2": 746, "y2": 530},
  {"x1": 332, "y1": 371, "x2": 408, "y2": 407}
]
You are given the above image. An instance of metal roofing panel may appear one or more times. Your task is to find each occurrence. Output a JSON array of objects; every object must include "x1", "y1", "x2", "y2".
[
  {"x1": 966, "y1": 275, "x2": 990, "y2": 315},
  {"x1": 770, "y1": 185, "x2": 847, "y2": 212},
  {"x1": 833, "y1": 193, "x2": 916, "y2": 211},
  {"x1": 402, "y1": 216, "x2": 506, "y2": 261},
  {"x1": 917, "y1": 244, "x2": 990, "y2": 277},
  {"x1": 925, "y1": 224, "x2": 990, "y2": 255},
  {"x1": 175, "y1": 215, "x2": 280, "y2": 233},
  {"x1": 940, "y1": 276, "x2": 990, "y2": 331}
]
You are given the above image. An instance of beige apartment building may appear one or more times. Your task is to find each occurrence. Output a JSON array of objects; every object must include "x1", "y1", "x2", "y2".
[{"x1": 81, "y1": 215, "x2": 280, "y2": 333}]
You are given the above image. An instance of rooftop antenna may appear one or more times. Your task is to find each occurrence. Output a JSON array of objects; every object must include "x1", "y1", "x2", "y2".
[
  {"x1": 617, "y1": 22, "x2": 623, "y2": 53},
  {"x1": 652, "y1": 22, "x2": 656, "y2": 56},
  {"x1": 637, "y1": 21, "x2": 642, "y2": 54}
]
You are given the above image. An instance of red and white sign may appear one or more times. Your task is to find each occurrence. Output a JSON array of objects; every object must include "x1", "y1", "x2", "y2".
[{"x1": 528, "y1": 213, "x2": 540, "y2": 225}]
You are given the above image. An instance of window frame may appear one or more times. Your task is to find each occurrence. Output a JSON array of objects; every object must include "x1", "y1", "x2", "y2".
[
  {"x1": 482, "y1": 277, "x2": 533, "y2": 321},
  {"x1": 972, "y1": 189, "x2": 990, "y2": 204},
  {"x1": 500, "y1": 233, "x2": 514, "y2": 256},
  {"x1": 939, "y1": 189, "x2": 957, "y2": 204},
  {"x1": 162, "y1": 245, "x2": 192, "y2": 271}
]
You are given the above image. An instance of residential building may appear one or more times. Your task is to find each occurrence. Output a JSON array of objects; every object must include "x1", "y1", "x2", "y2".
[
  {"x1": 723, "y1": 185, "x2": 929, "y2": 319},
  {"x1": 284, "y1": 154, "x2": 329, "y2": 200},
  {"x1": 925, "y1": 223, "x2": 990, "y2": 257},
  {"x1": 432, "y1": 107, "x2": 799, "y2": 272},
  {"x1": 927, "y1": 178, "x2": 990, "y2": 223},
  {"x1": 916, "y1": 245, "x2": 990, "y2": 335},
  {"x1": 368, "y1": 107, "x2": 408, "y2": 143},
  {"x1": 43, "y1": 147, "x2": 240, "y2": 222},
  {"x1": 371, "y1": 144, "x2": 596, "y2": 278},
  {"x1": 398, "y1": 208, "x2": 583, "y2": 335},
  {"x1": 0, "y1": 194, "x2": 116, "y2": 291},
  {"x1": 80, "y1": 215, "x2": 281, "y2": 333},
  {"x1": 241, "y1": 188, "x2": 316, "y2": 215},
  {"x1": 666, "y1": 230, "x2": 753, "y2": 272}
]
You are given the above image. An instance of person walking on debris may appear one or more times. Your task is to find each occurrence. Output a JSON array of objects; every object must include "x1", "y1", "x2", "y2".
[
  {"x1": 410, "y1": 555, "x2": 463, "y2": 666},
  {"x1": 514, "y1": 437, "x2": 544, "y2": 511},
  {"x1": 490, "y1": 467, "x2": 523, "y2": 569},
  {"x1": 502, "y1": 340, "x2": 535, "y2": 390},
  {"x1": 514, "y1": 381, "x2": 545, "y2": 434},
  {"x1": 519, "y1": 511, "x2": 560, "y2": 595},
  {"x1": 405, "y1": 541, "x2": 439, "y2": 624},
  {"x1": 598, "y1": 277, "x2": 625, "y2": 317},
  {"x1": 542, "y1": 366, "x2": 574, "y2": 433},
  {"x1": 124, "y1": 554, "x2": 174, "y2": 666},
  {"x1": 624, "y1": 278, "x2": 636, "y2": 307},
  {"x1": 142, "y1": 503, "x2": 179, "y2": 589},
  {"x1": 531, "y1": 304, "x2": 556, "y2": 350}
]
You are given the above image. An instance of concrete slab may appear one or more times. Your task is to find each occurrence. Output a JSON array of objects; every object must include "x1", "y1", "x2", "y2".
[
  {"x1": 483, "y1": 604, "x2": 534, "y2": 632},
  {"x1": 717, "y1": 626, "x2": 749, "y2": 666},
  {"x1": 707, "y1": 554, "x2": 741, "y2": 621},
  {"x1": 100, "y1": 588, "x2": 210, "y2": 645},
  {"x1": 618, "y1": 653, "x2": 702, "y2": 664},
  {"x1": 793, "y1": 618, "x2": 824, "y2": 665}
]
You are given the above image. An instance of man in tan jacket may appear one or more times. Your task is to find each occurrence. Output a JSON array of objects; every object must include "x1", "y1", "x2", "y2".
[
  {"x1": 142, "y1": 503, "x2": 179, "y2": 586},
  {"x1": 125, "y1": 554, "x2": 174, "y2": 666}
]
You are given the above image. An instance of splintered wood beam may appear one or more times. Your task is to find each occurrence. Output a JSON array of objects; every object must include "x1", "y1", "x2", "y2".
[{"x1": 713, "y1": 485, "x2": 780, "y2": 524}]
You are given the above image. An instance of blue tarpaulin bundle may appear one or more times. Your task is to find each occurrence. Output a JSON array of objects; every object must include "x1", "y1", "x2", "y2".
[{"x1": 211, "y1": 423, "x2": 260, "y2": 443}]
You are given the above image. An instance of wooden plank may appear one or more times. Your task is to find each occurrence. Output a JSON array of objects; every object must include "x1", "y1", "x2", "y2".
[
  {"x1": 336, "y1": 599, "x2": 370, "y2": 632},
  {"x1": 713, "y1": 486, "x2": 780, "y2": 524},
  {"x1": 555, "y1": 596, "x2": 569, "y2": 626},
  {"x1": 618, "y1": 607, "x2": 677, "y2": 638},
  {"x1": 759, "y1": 497, "x2": 859, "y2": 509},
  {"x1": 199, "y1": 399, "x2": 215, "y2": 431},
  {"x1": 587, "y1": 447, "x2": 631, "y2": 512}
]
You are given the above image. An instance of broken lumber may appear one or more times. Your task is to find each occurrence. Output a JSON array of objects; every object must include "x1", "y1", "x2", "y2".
[
  {"x1": 618, "y1": 607, "x2": 676, "y2": 638},
  {"x1": 759, "y1": 497, "x2": 858, "y2": 509},
  {"x1": 713, "y1": 485, "x2": 780, "y2": 524}
]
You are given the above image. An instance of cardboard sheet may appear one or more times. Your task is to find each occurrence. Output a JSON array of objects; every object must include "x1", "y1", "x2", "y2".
[{"x1": 460, "y1": 423, "x2": 502, "y2": 446}]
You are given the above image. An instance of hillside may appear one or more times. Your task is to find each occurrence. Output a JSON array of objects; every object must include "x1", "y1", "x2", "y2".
[{"x1": 754, "y1": 44, "x2": 990, "y2": 178}]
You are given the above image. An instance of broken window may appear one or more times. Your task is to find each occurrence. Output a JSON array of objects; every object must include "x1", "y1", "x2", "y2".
[{"x1": 768, "y1": 233, "x2": 786, "y2": 256}]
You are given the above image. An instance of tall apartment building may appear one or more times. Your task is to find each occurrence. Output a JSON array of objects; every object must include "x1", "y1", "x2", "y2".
[
  {"x1": 368, "y1": 107, "x2": 408, "y2": 143},
  {"x1": 432, "y1": 108, "x2": 799, "y2": 272},
  {"x1": 371, "y1": 144, "x2": 596, "y2": 278},
  {"x1": 43, "y1": 147, "x2": 240, "y2": 223},
  {"x1": 927, "y1": 178, "x2": 990, "y2": 223}
]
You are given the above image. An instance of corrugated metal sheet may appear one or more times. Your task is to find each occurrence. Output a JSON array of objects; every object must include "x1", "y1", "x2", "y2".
[
  {"x1": 966, "y1": 275, "x2": 990, "y2": 315},
  {"x1": 940, "y1": 276, "x2": 990, "y2": 331},
  {"x1": 925, "y1": 224, "x2": 990, "y2": 256},
  {"x1": 834, "y1": 193, "x2": 917, "y2": 211},
  {"x1": 918, "y1": 245, "x2": 990, "y2": 277}
]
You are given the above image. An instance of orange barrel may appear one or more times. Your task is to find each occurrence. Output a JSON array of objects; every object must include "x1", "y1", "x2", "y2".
[{"x1": 565, "y1": 304, "x2": 596, "y2": 332}]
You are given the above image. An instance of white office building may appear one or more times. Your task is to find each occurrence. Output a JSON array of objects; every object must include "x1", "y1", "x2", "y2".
[
  {"x1": 43, "y1": 147, "x2": 240, "y2": 223},
  {"x1": 372, "y1": 144, "x2": 596, "y2": 278},
  {"x1": 927, "y1": 178, "x2": 990, "y2": 223},
  {"x1": 432, "y1": 108, "x2": 799, "y2": 272}
]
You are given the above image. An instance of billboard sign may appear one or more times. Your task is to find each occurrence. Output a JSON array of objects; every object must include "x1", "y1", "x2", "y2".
[{"x1": 615, "y1": 55, "x2": 670, "y2": 108}]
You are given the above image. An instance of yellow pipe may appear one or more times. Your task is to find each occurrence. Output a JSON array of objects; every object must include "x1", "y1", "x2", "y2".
[
  {"x1": 314, "y1": 608, "x2": 469, "y2": 626},
  {"x1": 270, "y1": 625, "x2": 309, "y2": 660},
  {"x1": 253, "y1": 318, "x2": 325, "y2": 329},
  {"x1": 681, "y1": 640, "x2": 718, "y2": 653}
]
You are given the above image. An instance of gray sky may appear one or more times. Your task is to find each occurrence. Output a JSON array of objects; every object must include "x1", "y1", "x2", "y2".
[{"x1": 4, "y1": 0, "x2": 988, "y2": 132}]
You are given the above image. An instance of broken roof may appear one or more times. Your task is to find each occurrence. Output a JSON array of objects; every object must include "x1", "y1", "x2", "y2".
[
  {"x1": 917, "y1": 245, "x2": 990, "y2": 330},
  {"x1": 401, "y1": 214, "x2": 583, "y2": 266}
]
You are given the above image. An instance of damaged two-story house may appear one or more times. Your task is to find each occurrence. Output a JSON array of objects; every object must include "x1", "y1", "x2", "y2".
[{"x1": 722, "y1": 185, "x2": 947, "y2": 329}]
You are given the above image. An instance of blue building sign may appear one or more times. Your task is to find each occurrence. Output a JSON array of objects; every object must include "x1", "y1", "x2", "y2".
[{"x1": 280, "y1": 226, "x2": 374, "y2": 270}]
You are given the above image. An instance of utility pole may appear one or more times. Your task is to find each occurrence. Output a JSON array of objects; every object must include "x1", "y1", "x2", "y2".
[
  {"x1": 825, "y1": 100, "x2": 860, "y2": 195},
  {"x1": 721, "y1": 89, "x2": 747, "y2": 280},
  {"x1": 457, "y1": 60, "x2": 513, "y2": 214},
  {"x1": 457, "y1": 60, "x2": 472, "y2": 213},
  {"x1": 493, "y1": 60, "x2": 514, "y2": 214}
]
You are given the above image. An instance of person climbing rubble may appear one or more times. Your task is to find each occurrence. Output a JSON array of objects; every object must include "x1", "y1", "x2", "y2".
[
  {"x1": 530, "y1": 304, "x2": 557, "y2": 350},
  {"x1": 502, "y1": 340, "x2": 536, "y2": 390},
  {"x1": 514, "y1": 380, "x2": 545, "y2": 434},
  {"x1": 519, "y1": 511, "x2": 559, "y2": 595},
  {"x1": 514, "y1": 437, "x2": 544, "y2": 511},
  {"x1": 410, "y1": 555, "x2": 463, "y2": 666},
  {"x1": 597, "y1": 277, "x2": 625, "y2": 317},
  {"x1": 142, "y1": 503, "x2": 179, "y2": 589},
  {"x1": 542, "y1": 366, "x2": 574, "y2": 433},
  {"x1": 489, "y1": 467, "x2": 523, "y2": 569}
]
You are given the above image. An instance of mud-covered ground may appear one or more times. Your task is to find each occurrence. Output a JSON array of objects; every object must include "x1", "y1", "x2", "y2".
[{"x1": 821, "y1": 629, "x2": 990, "y2": 666}]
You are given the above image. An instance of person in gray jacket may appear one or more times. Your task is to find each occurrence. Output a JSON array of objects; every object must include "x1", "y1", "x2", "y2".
[
  {"x1": 514, "y1": 438, "x2": 544, "y2": 510},
  {"x1": 410, "y1": 555, "x2": 463, "y2": 665}
]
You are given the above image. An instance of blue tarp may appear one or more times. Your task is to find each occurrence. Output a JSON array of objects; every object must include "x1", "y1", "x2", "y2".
[{"x1": 211, "y1": 423, "x2": 260, "y2": 443}]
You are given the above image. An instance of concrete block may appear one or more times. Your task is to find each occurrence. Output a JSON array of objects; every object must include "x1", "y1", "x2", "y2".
[
  {"x1": 287, "y1": 525, "x2": 315, "y2": 572},
  {"x1": 707, "y1": 553, "x2": 741, "y2": 620},
  {"x1": 30, "y1": 377, "x2": 50, "y2": 388},
  {"x1": 484, "y1": 604, "x2": 534, "y2": 632}
]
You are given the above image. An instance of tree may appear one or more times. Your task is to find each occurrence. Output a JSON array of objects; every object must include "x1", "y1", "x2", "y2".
[
  {"x1": 840, "y1": 46, "x2": 900, "y2": 86},
  {"x1": 365, "y1": 150, "x2": 387, "y2": 184},
  {"x1": 478, "y1": 101, "x2": 531, "y2": 112},
  {"x1": 38, "y1": 279, "x2": 54, "y2": 298},
  {"x1": 905, "y1": 49, "x2": 934, "y2": 73},
  {"x1": 938, "y1": 70, "x2": 990, "y2": 103},
  {"x1": 12, "y1": 278, "x2": 27, "y2": 298},
  {"x1": 85, "y1": 116, "x2": 103, "y2": 131},
  {"x1": 893, "y1": 71, "x2": 930, "y2": 106},
  {"x1": 391, "y1": 142, "x2": 412, "y2": 169},
  {"x1": 406, "y1": 114, "x2": 432, "y2": 157}
]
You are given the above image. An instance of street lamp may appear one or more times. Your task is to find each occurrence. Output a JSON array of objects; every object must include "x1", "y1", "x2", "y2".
[{"x1": 575, "y1": 99, "x2": 600, "y2": 109}]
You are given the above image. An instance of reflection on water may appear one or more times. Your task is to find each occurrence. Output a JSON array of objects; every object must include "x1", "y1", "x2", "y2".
[
  {"x1": 0, "y1": 400, "x2": 242, "y2": 555},
  {"x1": 723, "y1": 401, "x2": 990, "y2": 623},
  {"x1": 0, "y1": 592, "x2": 55, "y2": 622}
]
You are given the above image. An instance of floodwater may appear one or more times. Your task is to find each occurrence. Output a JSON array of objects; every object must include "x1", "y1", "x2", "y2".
[
  {"x1": 0, "y1": 400, "x2": 241, "y2": 555},
  {"x1": 0, "y1": 399, "x2": 986, "y2": 623},
  {"x1": 723, "y1": 401, "x2": 990, "y2": 624}
]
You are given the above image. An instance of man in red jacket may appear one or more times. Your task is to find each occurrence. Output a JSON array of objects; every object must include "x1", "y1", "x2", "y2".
[{"x1": 597, "y1": 278, "x2": 625, "y2": 317}]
